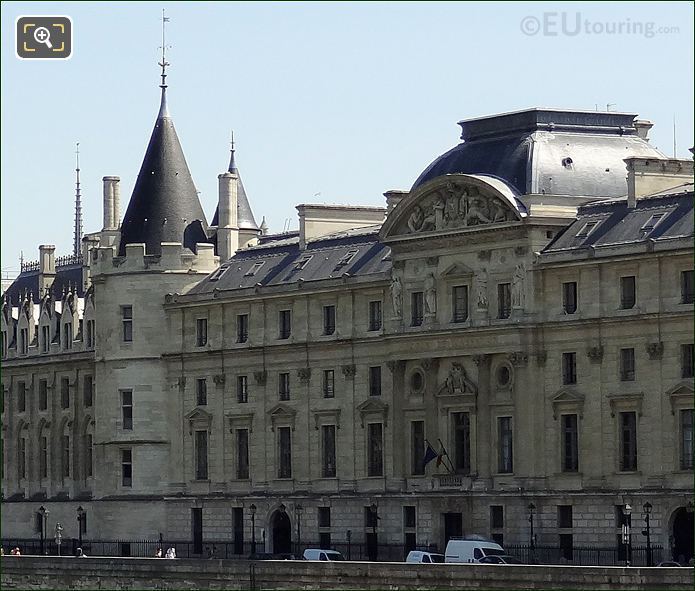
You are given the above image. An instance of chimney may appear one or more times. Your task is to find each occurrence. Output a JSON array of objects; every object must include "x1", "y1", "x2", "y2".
[
  {"x1": 297, "y1": 204, "x2": 386, "y2": 249},
  {"x1": 38, "y1": 244, "x2": 56, "y2": 296},
  {"x1": 102, "y1": 176, "x2": 120, "y2": 230},
  {"x1": 217, "y1": 172, "x2": 239, "y2": 260},
  {"x1": 633, "y1": 119, "x2": 654, "y2": 141},
  {"x1": 384, "y1": 190, "x2": 408, "y2": 214},
  {"x1": 625, "y1": 156, "x2": 694, "y2": 208}
]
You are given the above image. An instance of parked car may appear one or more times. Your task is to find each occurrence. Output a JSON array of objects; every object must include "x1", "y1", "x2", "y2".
[
  {"x1": 249, "y1": 552, "x2": 300, "y2": 560},
  {"x1": 302, "y1": 549, "x2": 345, "y2": 561},
  {"x1": 445, "y1": 538, "x2": 505, "y2": 563},
  {"x1": 656, "y1": 561, "x2": 681, "y2": 567},
  {"x1": 405, "y1": 551, "x2": 446, "y2": 563},
  {"x1": 478, "y1": 554, "x2": 524, "y2": 565}
]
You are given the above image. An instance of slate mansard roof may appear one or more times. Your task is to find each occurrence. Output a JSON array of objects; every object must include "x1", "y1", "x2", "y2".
[
  {"x1": 3, "y1": 263, "x2": 83, "y2": 307},
  {"x1": 188, "y1": 226, "x2": 391, "y2": 295},
  {"x1": 542, "y1": 183, "x2": 694, "y2": 255},
  {"x1": 413, "y1": 108, "x2": 665, "y2": 199}
]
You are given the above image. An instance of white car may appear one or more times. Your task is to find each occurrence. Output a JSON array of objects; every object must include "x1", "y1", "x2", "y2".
[
  {"x1": 405, "y1": 550, "x2": 445, "y2": 563},
  {"x1": 302, "y1": 548, "x2": 345, "y2": 561}
]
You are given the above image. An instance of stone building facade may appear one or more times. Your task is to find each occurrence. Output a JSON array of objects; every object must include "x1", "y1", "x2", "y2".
[{"x1": 1, "y1": 81, "x2": 693, "y2": 563}]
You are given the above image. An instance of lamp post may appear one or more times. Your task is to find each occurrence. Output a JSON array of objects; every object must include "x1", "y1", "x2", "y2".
[
  {"x1": 642, "y1": 502, "x2": 652, "y2": 567},
  {"x1": 346, "y1": 530, "x2": 352, "y2": 561},
  {"x1": 527, "y1": 502, "x2": 536, "y2": 564},
  {"x1": 38, "y1": 506, "x2": 48, "y2": 555},
  {"x1": 295, "y1": 504, "x2": 303, "y2": 554},
  {"x1": 76, "y1": 506, "x2": 85, "y2": 551},
  {"x1": 54, "y1": 522, "x2": 63, "y2": 557},
  {"x1": 622, "y1": 504, "x2": 632, "y2": 567},
  {"x1": 249, "y1": 504, "x2": 257, "y2": 556}
]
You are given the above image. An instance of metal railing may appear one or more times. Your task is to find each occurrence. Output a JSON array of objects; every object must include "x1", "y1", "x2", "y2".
[{"x1": 505, "y1": 543, "x2": 665, "y2": 566}]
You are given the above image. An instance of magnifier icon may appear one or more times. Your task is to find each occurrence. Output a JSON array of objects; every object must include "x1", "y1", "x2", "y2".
[{"x1": 33, "y1": 26, "x2": 53, "y2": 49}]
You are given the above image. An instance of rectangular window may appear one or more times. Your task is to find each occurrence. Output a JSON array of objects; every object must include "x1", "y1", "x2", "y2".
[
  {"x1": 411, "y1": 292, "x2": 424, "y2": 326},
  {"x1": 561, "y1": 414, "x2": 579, "y2": 472},
  {"x1": 121, "y1": 390, "x2": 133, "y2": 430},
  {"x1": 237, "y1": 314, "x2": 249, "y2": 343},
  {"x1": 319, "y1": 532, "x2": 332, "y2": 550},
  {"x1": 368, "y1": 300, "x2": 382, "y2": 331},
  {"x1": 279, "y1": 309, "x2": 292, "y2": 339},
  {"x1": 86, "y1": 434, "x2": 93, "y2": 478},
  {"x1": 321, "y1": 424, "x2": 336, "y2": 478},
  {"x1": 121, "y1": 449, "x2": 132, "y2": 487},
  {"x1": 1, "y1": 330, "x2": 6, "y2": 357},
  {"x1": 490, "y1": 506, "x2": 504, "y2": 529},
  {"x1": 196, "y1": 378, "x2": 208, "y2": 406},
  {"x1": 681, "y1": 270, "x2": 695, "y2": 304},
  {"x1": 680, "y1": 409, "x2": 693, "y2": 470},
  {"x1": 497, "y1": 417, "x2": 513, "y2": 473},
  {"x1": 562, "y1": 352, "x2": 577, "y2": 385},
  {"x1": 452, "y1": 285, "x2": 469, "y2": 323},
  {"x1": 64, "y1": 323, "x2": 73, "y2": 350},
  {"x1": 323, "y1": 305, "x2": 336, "y2": 335},
  {"x1": 86, "y1": 320, "x2": 95, "y2": 349},
  {"x1": 558, "y1": 505, "x2": 573, "y2": 528},
  {"x1": 404, "y1": 506, "x2": 416, "y2": 528},
  {"x1": 497, "y1": 283, "x2": 511, "y2": 319},
  {"x1": 121, "y1": 305, "x2": 133, "y2": 342},
  {"x1": 559, "y1": 534, "x2": 574, "y2": 561},
  {"x1": 619, "y1": 411, "x2": 637, "y2": 471},
  {"x1": 236, "y1": 429, "x2": 249, "y2": 479},
  {"x1": 279, "y1": 372, "x2": 290, "y2": 401},
  {"x1": 237, "y1": 375, "x2": 248, "y2": 403},
  {"x1": 40, "y1": 435, "x2": 48, "y2": 479},
  {"x1": 562, "y1": 282, "x2": 578, "y2": 314},
  {"x1": 620, "y1": 276, "x2": 636, "y2": 309},
  {"x1": 322, "y1": 370, "x2": 335, "y2": 398},
  {"x1": 83, "y1": 375, "x2": 93, "y2": 408},
  {"x1": 19, "y1": 328, "x2": 28, "y2": 355},
  {"x1": 367, "y1": 423, "x2": 384, "y2": 477},
  {"x1": 681, "y1": 344, "x2": 694, "y2": 379},
  {"x1": 278, "y1": 426, "x2": 292, "y2": 478},
  {"x1": 369, "y1": 366, "x2": 382, "y2": 397},
  {"x1": 17, "y1": 381, "x2": 26, "y2": 413},
  {"x1": 60, "y1": 377, "x2": 70, "y2": 409},
  {"x1": 318, "y1": 507, "x2": 331, "y2": 528},
  {"x1": 364, "y1": 506, "x2": 378, "y2": 528},
  {"x1": 619, "y1": 348, "x2": 635, "y2": 381},
  {"x1": 233, "y1": 508, "x2": 244, "y2": 554},
  {"x1": 195, "y1": 430, "x2": 208, "y2": 480},
  {"x1": 18, "y1": 437, "x2": 26, "y2": 480},
  {"x1": 39, "y1": 379, "x2": 48, "y2": 411},
  {"x1": 453, "y1": 412, "x2": 471, "y2": 474},
  {"x1": 62, "y1": 435, "x2": 70, "y2": 478},
  {"x1": 196, "y1": 318, "x2": 208, "y2": 347},
  {"x1": 411, "y1": 420, "x2": 425, "y2": 475},
  {"x1": 41, "y1": 325, "x2": 50, "y2": 353}
]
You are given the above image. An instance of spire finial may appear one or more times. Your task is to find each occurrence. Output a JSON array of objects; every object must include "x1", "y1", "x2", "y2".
[
  {"x1": 228, "y1": 130, "x2": 237, "y2": 172},
  {"x1": 73, "y1": 142, "x2": 83, "y2": 258},
  {"x1": 157, "y1": 9, "x2": 171, "y2": 118}
]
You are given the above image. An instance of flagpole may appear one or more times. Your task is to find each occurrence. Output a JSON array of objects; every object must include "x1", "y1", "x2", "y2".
[{"x1": 437, "y1": 438, "x2": 455, "y2": 474}]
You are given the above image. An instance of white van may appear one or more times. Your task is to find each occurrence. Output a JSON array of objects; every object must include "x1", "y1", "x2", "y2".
[
  {"x1": 302, "y1": 548, "x2": 345, "y2": 561},
  {"x1": 405, "y1": 550, "x2": 445, "y2": 564},
  {"x1": 444, "y1": 538, "x2": 505, "y2": 563}
]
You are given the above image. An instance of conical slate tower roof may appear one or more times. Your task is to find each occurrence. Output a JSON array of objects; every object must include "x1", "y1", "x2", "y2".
[
  {"x1": 118, "y1": 87, "x2": 209, "y2": 256},
  {"x1": 211, "y1": 142, "x2": 259, "y2": 230}
]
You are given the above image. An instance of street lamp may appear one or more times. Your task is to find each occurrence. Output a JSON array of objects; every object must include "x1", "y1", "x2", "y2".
[
  {"x1": 622, "y1": 504, "x2": 632, "y2": 567},
  {"x1": 346, "y1": 530, "x2": 352, "y2": 561},
  {"x1": 527, "y1": 502, "x2": 536, "y2": 563},
  {"x1": 642, "y1": 502, "x2": 652, "y2": 567},
  {"x1": 38, "y1": 506, "x2": 48, "y2": 555},
  {"x1": 295, "y1": 504, "x2": 303, "y2": 554},
  {"x1": 54, "y1": 522, "x2": 63, "y2": 556},
  {"x1": 249, "y1": 504, "x2": 257, "y2": 556},
  {"x1": 76, "y1": 506, "x2": 85, "y2": 551}
]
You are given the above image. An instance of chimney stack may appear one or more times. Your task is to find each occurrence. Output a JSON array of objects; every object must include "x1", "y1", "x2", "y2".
[
  {"x1": 217, "y1": 172, "x2": 239, "y2": 261},
  {"x1": 38, "y1": 244, "x2": 56, "y2": 296},
  {"x1": 102, "y1": 176, "x2": 120, "y2": 230},
  {"x1": 384, "y1": 190, "x2": 408, "y2": 215}
]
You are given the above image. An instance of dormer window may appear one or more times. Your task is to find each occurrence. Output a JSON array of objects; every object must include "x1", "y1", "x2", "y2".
[
  {"x1": 208, "y1": 265, "x2": 228, "y2": 281},
  {"x1": 640, "y1": 213, "x2": 665, "y2": 235},
  {"x1": 19, "y1": 328, "x2": 28, "y2": 355},
  {"x1": 41, "y1": 325, "x2": 50, "y2": 353},
  {"x1": 334, "y1": 249, "x2": 359, "y2": 271},
  {"x1": 86, "y1": 320, "x2": 95, "y2": 349},
  {"x1": 294, "y1": 255, "x2": 313, "y2": 271},
  {"x1": 576, "y1": 220, "x2": 600, "y2": 238},
  {"x1": 244, "y1": 261, "x2": 265, "y2": 277},
  {"x1": 63, "y1": 323, "x2": 73, "y2": 350}
]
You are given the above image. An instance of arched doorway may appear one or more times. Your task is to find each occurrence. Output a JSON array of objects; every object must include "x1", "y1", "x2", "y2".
[
  {"x1": 272, "y1": 510, "x2": 292, "y2": 555},
  {"x1": 671, "y1": 507, "x2": 694, "y2": 564}
]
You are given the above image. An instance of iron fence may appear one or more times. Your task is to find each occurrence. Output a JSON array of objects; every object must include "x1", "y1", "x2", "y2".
[{"x1": 2, "y1": 538, "x2": 664, "y2": 566}]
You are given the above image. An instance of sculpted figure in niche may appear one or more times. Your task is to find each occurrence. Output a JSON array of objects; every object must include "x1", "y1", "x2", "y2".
[
  {"x1": 424, "y1": 273, "x2": 437, "y2": 315},
  {"x1": 445, "y1": 362, "x2": 477, "y2": 394},
  {"x1": 390, "y1": 275, "x2": 403, "y2": 318},
  {"x1": 475, "y1": 269, "x2": 488, "y2": 309},
  {"x1": 512, "y1": 263, "x2": 525, "y2": 308}
]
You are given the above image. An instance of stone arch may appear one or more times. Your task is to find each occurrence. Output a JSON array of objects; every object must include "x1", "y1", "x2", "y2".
[
  {"x1": 668, "y1": 506, "x2": 694, "y2": 564},
  {"x1": 268, "y1": 506, "x2": 292, "y2": 555}
]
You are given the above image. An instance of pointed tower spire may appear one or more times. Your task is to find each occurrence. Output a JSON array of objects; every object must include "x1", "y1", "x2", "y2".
[
  {"x1": 228, "y1": 130, "x2": 237, "y2": 172},
  {"x1": 73, "y1": 142, "x2": 83, "y2": 257},
  {"x1": 117, "y1": 10, "x2": 210, "y2": 257}
]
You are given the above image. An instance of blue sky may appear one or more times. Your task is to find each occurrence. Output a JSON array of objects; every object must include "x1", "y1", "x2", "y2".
[{"x1": 1, "y1": 1, "x2": 693, "y2": 272}]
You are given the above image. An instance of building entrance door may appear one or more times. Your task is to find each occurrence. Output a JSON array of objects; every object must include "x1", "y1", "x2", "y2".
[
  {"x1": 444, "y1": 512, "x2": 463, "y2": 546},
  {"x1": 672, "y1": 507, "x2": 694, "y2": 564},
  {"x1": 272, "y1": 509, "x2": 292, "y2": 555}
]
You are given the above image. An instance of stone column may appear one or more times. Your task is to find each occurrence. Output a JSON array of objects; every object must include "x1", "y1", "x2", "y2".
[{"x1": 473, "y1": 354, "x2": 492, "y2": 485}]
